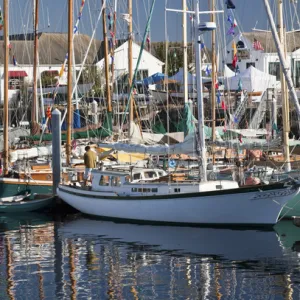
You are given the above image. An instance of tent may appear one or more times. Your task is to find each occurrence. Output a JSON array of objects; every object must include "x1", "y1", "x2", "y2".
[
  {"x1": 169, "y1": 68, "x2": 196, "y2": 92},
  {"x1": 225, "y1": 66, "x2": 276, "y2": 98},
  {"x1": 137, "y1": 72, "x2": 167, "y2": 85}
]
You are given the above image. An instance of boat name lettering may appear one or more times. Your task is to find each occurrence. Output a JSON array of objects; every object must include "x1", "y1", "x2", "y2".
[{"x1": 251, "y1": 188, "x2": 297, "y2": 200}]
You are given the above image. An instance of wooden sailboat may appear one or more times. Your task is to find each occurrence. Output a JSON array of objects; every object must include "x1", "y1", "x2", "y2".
[{"x1": 56, "y1": 1, "x2": 300, "y2": 226}]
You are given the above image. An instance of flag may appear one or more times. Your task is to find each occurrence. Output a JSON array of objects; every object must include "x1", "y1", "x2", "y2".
[
  {"x1": 217, "y1": 90, "x2": 221, "y2": 104},
  {"x1": 253, "y1": 38, "x2": 264, "y2": 51},
  {"x1": 205, "y1": 65, "x2": 211, "y2": 76},
  {"x1": 227, "y1": 15, "x2": 233, "y2": 24},
  {"x1": 227, "y1": 26, "x2": 235, "y2": 35},
  {"x1": 233, "y1": 18, "x2": 237, "y2": 27},
  {"x1": 232, "y1": 41, "x2": 237, "y2": 56},
  {"x1": 235, "y1": 65, "x2": 240, "y2": 75},
  {"x1": 12, "y1": 55, "x2": 17, "y2": 66},
  {"x1": 0, "y1": 7, "x2": 3, "y2": 30},
  {"x1": 146, "y1": 35, "x2": 150, "y2": 51},
  {"x1": 221, "y1": 100, "x2": 227, "y2": 110},
  {"x1": 215, "y1": 77, "x2": 219, "y2": 89},
  {"x1": 234, "y1": 115, "x2": 239, "y2": 123},
  {"x1": 232, "y1": 53, "x2": 238, "y2": 68},
  {"x1": 227, "y1": 0, "x2": 236, "y2": 9},
  {"x1": 238, "y1": 134, "x2": 243, "y2": 143}
]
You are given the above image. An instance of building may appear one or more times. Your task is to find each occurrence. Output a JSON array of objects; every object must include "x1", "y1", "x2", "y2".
[
  {"x1": 225, "y1": 31, "x2": 300, "y2": 88},
  {"x1": 96, "y1": 40, "x2": 164, "y2": 81},
  {"x1": 0, "y1": 32, "x2": 100, "y2": 103}
]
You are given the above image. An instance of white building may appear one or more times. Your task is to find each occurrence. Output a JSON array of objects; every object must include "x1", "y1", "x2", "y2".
[
  {"x1": 96, "y1": 41, "x2": 164, "y2": 80},
  {"x1": 225, "y1": 31, "x2": 300, "y2": 89}
]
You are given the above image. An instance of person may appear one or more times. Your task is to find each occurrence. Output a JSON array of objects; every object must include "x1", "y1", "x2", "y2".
[{"x1": 84, "y1": 146, "x2": 97, "y2": 186}]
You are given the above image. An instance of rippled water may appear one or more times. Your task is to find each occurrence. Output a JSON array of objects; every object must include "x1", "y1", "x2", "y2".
[{"x1": 1, "y1": 213, "x2": 300, "y2": 299}]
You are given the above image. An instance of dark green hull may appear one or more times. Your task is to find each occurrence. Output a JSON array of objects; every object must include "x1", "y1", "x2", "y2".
[
  {"x1": 0, "y1": 180, "x2": 52, "y2": 198},
  {"x1": 0, "y1": 196, "x2": 54, "y2": 213}
]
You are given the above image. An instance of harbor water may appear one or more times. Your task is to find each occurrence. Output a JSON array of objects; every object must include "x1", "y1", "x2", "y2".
[{"x1": 1, "y1": 213, "x2": 300, "y2": 299}]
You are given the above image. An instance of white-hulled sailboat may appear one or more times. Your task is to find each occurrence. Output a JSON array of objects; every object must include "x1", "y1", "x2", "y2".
[{"x1": 57, "y1": 1, "x2": 300, "y2": 226}]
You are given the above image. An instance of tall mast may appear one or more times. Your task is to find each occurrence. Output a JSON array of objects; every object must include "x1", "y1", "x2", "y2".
[
  {"x1": 102, "y1": 0, "x2": 112, "y2": 113},
  {"x1": 3, "y1": 0, "x2": 9, "y2": 175},
  {"x1": 277, "y1": 0, "x2": 291, "y2": 172},
  {"x1": 32, "y1": 0, "x2": 39, "y2": 127},
  {"x1": 110, "y1": 0, "x2": 118, "y2": 95},
  {"x1": 210, "y1": 0, "x2": 216, "y2": 164},
  {"x1": 182, "y1": 0, "x2": 188, "y2": 103},
  {"x1": 194, "y1": 1, "x2": 207, "y2": 182},
  {"x1": 128, "y1": 0, "x2": 134, "y2": 138},
  {"x1": 66, "y1": 0, "x2": 73, "y2": 166}
]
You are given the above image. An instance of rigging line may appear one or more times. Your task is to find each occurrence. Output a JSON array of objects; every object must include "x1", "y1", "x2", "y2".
[{"x1": 120, "y1": 0, "x2": 157, "y2": 128}]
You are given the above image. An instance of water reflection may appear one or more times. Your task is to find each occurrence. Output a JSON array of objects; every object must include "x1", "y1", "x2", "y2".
[{"x1": 1, "y1": 214, "x2": 300, "y2": 299}]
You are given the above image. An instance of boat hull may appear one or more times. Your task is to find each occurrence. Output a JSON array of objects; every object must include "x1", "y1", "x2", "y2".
[
  {"x1": 0, "y1": 178, "x2": 52, "y2": 198},
  {"x1": 0, "y1": 195, "x2": 54, "y2": 213},
  {"x1": 57, "y1": 184, "x2": 300, "y2": 225}
]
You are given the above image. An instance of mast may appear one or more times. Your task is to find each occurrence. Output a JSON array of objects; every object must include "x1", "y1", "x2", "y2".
[
  {"x1": 263, "y1": 0, "x2": 300, "y2": 126},
  {"x1": 66, "y1": 0, "x2": 73, "y2": 166},
  {"x1": 210, "y1": 0, "x2": 216, "y2": 164},
  {"x1": 194, "y1": 1, "x2": 207, "y2": 182},
  {"x1": 128, "y1": 0, "x2": 134, "y2": 139},
  {"x1": 110, "y1": 0, "x2": 118, "y2": 94},
  {"x1": 102, "y1": 0, "x2": 112, "y2": 113},
  {"x1": 182, "y1": 0, "x2": 188, "y2": 103},
  {"x1": 3, "y1": 0, "x2": 9, "y2": 175},
  {"x1": 32, "y1": 0, "x2": 39, "y2": 127},
  {"x1": 277, "y1": 0, "x2": 291, "y2": 172}
]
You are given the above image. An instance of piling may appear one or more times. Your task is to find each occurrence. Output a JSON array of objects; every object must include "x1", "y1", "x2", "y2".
[{"x1": 52, "y1": 109, "x2": 62, "y2": 195}]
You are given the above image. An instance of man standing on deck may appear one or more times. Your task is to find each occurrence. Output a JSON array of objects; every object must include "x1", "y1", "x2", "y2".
[{"x1": 84, "y1": 146, "x2": 97, "y2": 186}]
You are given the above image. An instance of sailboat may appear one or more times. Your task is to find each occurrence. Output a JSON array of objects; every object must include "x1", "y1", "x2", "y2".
[{"x1": 56, "y1": 1, "x2": 300, "y2": 226}]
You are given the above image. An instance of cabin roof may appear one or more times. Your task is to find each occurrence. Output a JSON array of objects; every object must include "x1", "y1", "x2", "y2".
[
  {"x1": 0, "y1": 32, "x2": 101, "y2": 65},
  {"x1": 243, "y1": 31, "x2": 300, "y2": 53},
  {"x1": 92, "y1": 169, "x2": 129, "y2": 176}
]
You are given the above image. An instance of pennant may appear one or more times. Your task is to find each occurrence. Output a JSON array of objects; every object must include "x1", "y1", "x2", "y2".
[
  {"x1": 232, "y1": 53, "x2": 238, "y2": 69},
  {"x1": 146, "y1": 35, "x2": 150, "y2": 51},
  {"x1": 238, "y1": 134, "x2": 243, "y2": 143},
  {"x1": 59, "y1": 64, "x2": 65, "y2": 77},
  {"x1": 233, "y1": 18, "x2": 237, "y2": 27},
  {"x1": 237, "y1": 78, "x2": 242, "y2": 91},
  {"x1": 227, "y1": 26, "x2": 235, "y2": 35},
  {"x1": 227, "y1": 15, "x2": 233, "y2": 24},
  {"x1": 205, "y1": 65, "x2": 211, "y2": 76},
  {"x1": 215, "y1": 78, "x2": 219, "y2": 89},
  {"x1": 200, "y1": 41, "x2": 205, "y2": 49},
  {"x1": 227, "y1": 0, "x2": 236, "y2": 9},
  {"x1": 232, "y1": 41, "x2": 237, "y2": 56},
  {"x1": 221, "y1": 100, "x2": 227, "y2": 110},
  {"x1": 12, "y1": 55, "x2": 17, "y2": 66},
  {"x1": 0, "y1": 7, "x2": 3, "y2": 30},
  {"x1": 239, "y1": 33, "x2": 243, "y2": 41},
  {"x1": 217, "y1": 90, "x2": 221, "y2": 104},
  {"x1": 233, "y1": 115, "x2": 239, "y2": 123},
  {"x1": 235, "y1": 65, "x2": 240, "y2": 75}
]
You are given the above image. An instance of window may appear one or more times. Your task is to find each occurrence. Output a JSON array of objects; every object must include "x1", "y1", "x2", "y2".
[
  {"x1": 294, "y1": 60, "x2": 300, "y2": 88},
  {"x1": 132, "y1": 188, "x2": 138, "y2": 192},
  {"x1": 269, "y1": 62, "x2": 280, "y2": 81},
  {"x1": 246, "y1": 62, "x2": 255, "y2": 68},
  {"x1": 111, "y1": 176, "x2": 121, "y2": 186},
  {"x1": 99, "y1": 175, "x2": 110, "y2": 186},
  {"x1": 236, "y1": 41, "x2": 245, "y2": 49},
  {"x1": 144, "y1": 171, "x2": 156, "y2": 179},
  {"x1": 174, "y1": 188, "x2": 181, "y2": 193},
  {"x1": 133, "y1": 173, "x2": 141, "y2": 180},
  {"x1": 136, "y1": 69, "x2": 149, "y2": 81},
  {"x1": 152, "y1": 188, "x2": 158, "y2": 193}
]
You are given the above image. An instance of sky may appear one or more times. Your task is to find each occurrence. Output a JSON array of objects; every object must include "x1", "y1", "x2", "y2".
[{"x1": 4, "y1": 0, "x2": 300, "y2": 44}]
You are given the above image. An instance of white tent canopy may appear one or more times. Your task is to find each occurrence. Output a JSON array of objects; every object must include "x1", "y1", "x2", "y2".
[
  {"x1": 169, "y1": 68, "x2": 196, "y2": 92},
  {"x1": 224, "y1": 66, "x2": 277, "y2": 99}
]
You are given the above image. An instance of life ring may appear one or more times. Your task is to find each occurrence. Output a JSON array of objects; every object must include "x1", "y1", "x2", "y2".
[
  {"x1": 46, "y1": 174, "x2": 52, "y2": 180},
  {"x1": 169, "y1": 159, "x2": 176, "y2": 168}
]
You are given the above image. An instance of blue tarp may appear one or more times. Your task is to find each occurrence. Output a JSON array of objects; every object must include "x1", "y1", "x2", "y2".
[{"x1": 136, "y1": 72, "x2": 166, "y2": 86}]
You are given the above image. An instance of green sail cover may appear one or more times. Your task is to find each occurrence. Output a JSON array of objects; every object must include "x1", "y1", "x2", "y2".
[
  {"x1": 20, "y1": 112, "x2": 113, "y2": 142},
  {"x1": 176, "y1": 102, "x2": 196, "y2": 136},
  {"x1": 152, "y1": 121, "x2": 166, "y2": 134}
]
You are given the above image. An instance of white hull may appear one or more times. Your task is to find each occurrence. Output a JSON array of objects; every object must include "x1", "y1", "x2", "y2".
[{"x1": 57, "y1": 184, "x2": 300, "y2": 225}]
